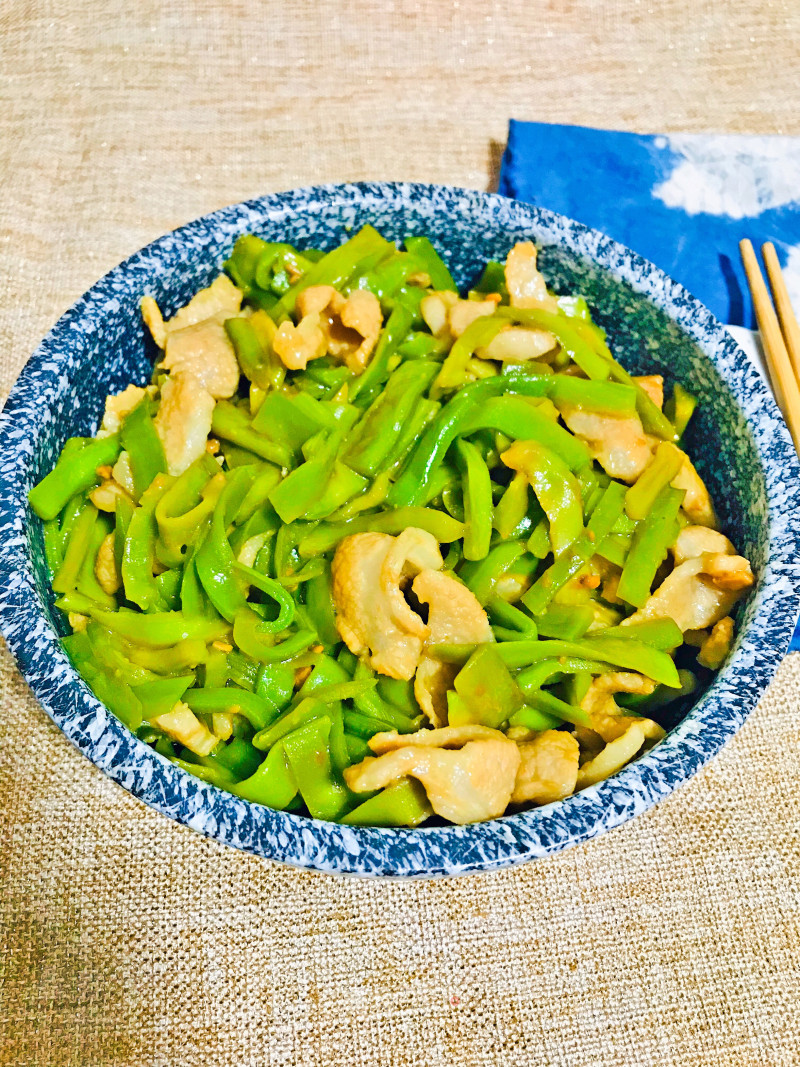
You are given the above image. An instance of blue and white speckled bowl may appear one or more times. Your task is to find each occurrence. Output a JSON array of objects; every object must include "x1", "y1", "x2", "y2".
[{"x1": 2, "y1": 182, "x2": 799, "y2": 878}]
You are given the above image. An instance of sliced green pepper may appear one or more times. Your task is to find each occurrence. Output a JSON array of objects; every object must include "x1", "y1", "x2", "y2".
[
  {"x1": 664, "y1": 382, "x2": 697, "y2": 440},
  {"x1": 522, "y1": 481, "x2": 627, "y2": 616},
  {"x1": 122, "y1": 474, "x2": 174, "y2": 612},
  {"x1": 270, "y1": 225, "x2": 391, "y2": 320},
  {"x1": 342, "y1": 778, "x2": 432, "y2": 826},
  {"x1": 501, "y1": 439, "x2": 583, "y2": 556},
  {"x1": 617, "y1": 486, "x2": 685, "y2": 608},
  {"x1": 155, "y1": 454, "x2": 222, "y2": 567},
  {"x1": 183, "y1": 686, "x2": 280, "y2": 731},
  {"x1": 29, "y1": 433, "x2": 121, "y2": 520},
  {"x1": 460, "y1": 541, "x2": 527, "y2": 606},
  {"x1": 345, "y1": 361, "x2": 438, "y2": 475},
  {"x1": 493, "y1": 472, "x2": 529, "y2": 540},
  {"x1": 456, "y1": 439, "x2": 493, "y2": 561},
  {"x1": 449, "y1": 644, "x2": 524, "y2": 728},
  {"x1": 625, "y1": 443, "x2": 685, "y2": 521},
  {"x1": 211, "y1": 401, "x2": 292, "y2": 467},
  {"x1": 296, "y1": 507, "x2": 464, "y2": 558},
  {"x1": 52, "y1": 504, "x2": 97, "y2": 595},
  {"x1": 282, "y1": 716, "x2": 353, "y2": 821},
  {"x1": 230, "y1": 741, "x2": 298, "y2": 807},
  {"x1": 120, "y1": 397, "x2": 167, "y2": 500}
]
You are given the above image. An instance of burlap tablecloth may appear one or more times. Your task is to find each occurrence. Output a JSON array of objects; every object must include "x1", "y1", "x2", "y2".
[{"x1": 2, "y1": 3, "x2": 800, "y2": 1064}]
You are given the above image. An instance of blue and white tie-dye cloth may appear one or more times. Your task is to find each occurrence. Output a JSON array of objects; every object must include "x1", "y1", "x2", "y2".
[{"x1": 498, "y1": 120, "x2": 800, "y2": 649}]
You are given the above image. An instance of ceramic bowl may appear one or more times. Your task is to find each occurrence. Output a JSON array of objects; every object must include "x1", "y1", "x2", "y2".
[{"x1": 1, "y1": 182, "x2": 799, "y2": 877}]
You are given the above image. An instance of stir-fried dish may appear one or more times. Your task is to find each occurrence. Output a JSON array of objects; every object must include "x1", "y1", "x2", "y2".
[{"x1": 29, "y1": 227, "x2": 755, "y2": 826}]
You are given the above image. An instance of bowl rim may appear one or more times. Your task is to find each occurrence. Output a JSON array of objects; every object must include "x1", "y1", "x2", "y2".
[{"x1": 1, "y1": 179, "x2": 799, "y2": 878}]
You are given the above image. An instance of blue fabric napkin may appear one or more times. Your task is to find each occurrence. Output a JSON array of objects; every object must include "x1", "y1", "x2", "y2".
[{"x1": 498, "y1": 120, "x2": 800, "y2": 649}]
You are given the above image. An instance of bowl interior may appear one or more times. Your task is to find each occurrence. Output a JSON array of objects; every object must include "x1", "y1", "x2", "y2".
[
  {"x1": 3, "y1": 182, "x2": 797, "y2": 877},
  {"x1": 27, "y1": 188, "x2": 767, "y2": 706}
]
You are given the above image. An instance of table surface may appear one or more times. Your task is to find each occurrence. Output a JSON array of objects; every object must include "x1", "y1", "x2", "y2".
[{"x1": 2, "y1": 3, "x2": 800, "y2": 1065}]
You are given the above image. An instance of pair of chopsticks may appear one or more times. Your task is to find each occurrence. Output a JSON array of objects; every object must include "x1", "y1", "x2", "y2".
[{"x1": 740, "y1": 239, "x2": 800, "y2": 451}]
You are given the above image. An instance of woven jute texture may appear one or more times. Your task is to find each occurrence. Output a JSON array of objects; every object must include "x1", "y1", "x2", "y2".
[{"x1": 2, "y1": 3, "x2": 800, "y2": 1065}]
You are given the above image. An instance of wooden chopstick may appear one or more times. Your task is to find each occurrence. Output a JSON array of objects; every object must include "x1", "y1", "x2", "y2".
[
  {"x1": 739, "y1": 238, "x2": 800, "y2": 452},
  {"x1": 762, "y1": 241, "x2": 800, "y2": 381}
]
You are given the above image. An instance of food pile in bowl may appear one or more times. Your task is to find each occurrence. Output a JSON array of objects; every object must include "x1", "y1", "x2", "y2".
[{"x1": 28, "y1": 225, "x2": 755, "y2": 827}]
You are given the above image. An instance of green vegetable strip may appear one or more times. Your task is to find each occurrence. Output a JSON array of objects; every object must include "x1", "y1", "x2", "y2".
[
  {"x1": 251, "y1": 390, "x2": 338, "y2": 449},
  {"x1": 303, "y1": 463, "x2": 367, "y2": 522},
  {"x1": 58, "y1": 493, "x2": 86, "y2": 552},
  {"x1": 520, "y1": 689, "x2": 592, "y2": 728},
  {"x1": 225, "y1": 311, "x2": 281, "y2": 391},
  {"x1": 233, "y1": 464, "x2": 282, "y2": 525},
  {"x1": 625, "y1": 443, "x2": 685, "y2": 521},
  {"x1": 76, "y1": 513, "x2": 116, "y2": 609},
  {"x1": 665, "y1": 383, "x2": 698, "y2": 439},
  {"x1": 252, "y1": 698, "x2": 328, "y2": 750},
  {"x1": 330, "y1": 471, "x2": 391, "y2": 521},
  {"x1": 231, "y1": 560, "x2": 296, "y2": 632},
  {"x1": 507, "y1": 706, "x2": 563, "y2": 732},
  {"x1": 224, "y1": 235, "x2": 278, "y2": 308},
  {"x1": 430, "y1": 636, "x2": 679, "y2": 688},
  {"x1": 211, "y1": 401, "x2": 292, "y2": 467},
  {"x1": 281, "y1": 716, "x2": 353, "y2": 821},
  {"x1": 433, "y1": 316, "x2": 509, "y2": 395},
  {"x1": 29, "y1": 434, "x2": 121, "y2": 520},
  {"x1": 52, "y1": 505, "x2": 97, "y2": 594},
  {"x1": 486, "y1": 595, "x2": 538, "y2": 635},
  {"x1": 269, "y1": 428, "x2": 363, "y2": 525},
  {"x1": 450, "y1": 645, "x2": 523, "y2": 728},
  {"x1": 616, "y1": 486, "x2": 685, "y2": 608},
  {"x1": 461, "y1": 542, "x2": 527, "y2": 606},
  {"x1": 535, "y1": 603, "x2": 594, "y2": 641},
  {"x1": 212, "y1": 737, "x2": 263, "y2": 780},
  {"x1": 457, "y1": 439, "x2": 493, "y2": 561},
  {"x1": 548, "y1": 377, "x2": 637, "y2": 415},
  {"x1": 403, "y1": 235, "x2": 457, "y2": 291},
  {"x1": 134, "y1": 675, "x2": 194, "y2": 720},
  {"x1": 296, "y1": 507, "x2": 464, "y2": 558},
  {"x1": 270, "y1": 225, "x2": 391, "y2": 320},
  {"x1": 516, "y1": 657, "x2": 611, "y2": 691},
  {"x1": 592, "y1": 618, "x2": 683, "y2": 649},
  {"x1": 388, "y1": 374, "x2": 553, "y2": 507},
  {"x1": 195, "y1": 480, "x2": 248, "y2": 622},
  {"x1": 527, "y1": 518, "x2": 550, "y2": 559},
  {"x1": 342, "y1": 779, "x2": 432, "y2": 827},
  {"x1": 342, "y1": 711, "x2": 386, "y2": 739},
  {"x1": 230, "y1": 742, "x2": 298, "y2": 807},
  {"x1": 256, "y1": 662, "x2": 296, "y2": 710},
  {"x1": 246, "y1": 626, "x2": 316, "y2": 665},
  {"x1": 54, "y1": 594, "x2": 229, "y2": 647},
  {"x1": 379, "y1": 399, "x2": 440, "y2": 478},
  {"x1": 376, "y1": 677, "x2": 419, "y2": 715},
  {"x1": 501, "y1": 440, "x2": 583, "y2": 556},
  {"x1": 346, "y1": 361, "x2": 438, "y2": 475},
  {"x1": 494, "y1": 472, "x2": 529, "y2": 540},
  {"x1": 122, "y1": 476, "x2": 173, "y2": 611},
  {"x1": 594, "y1": 533, "x2": 631, "y2": 568},
  {"x1": 348, "y1": 304, "x2": 414, "y2": 404},
  {"x1": 184, "y1": 688, "x2": 280, "y2": 731},
  {"x1": 120, "y1": 398, "x2": 167, "y2": 500},
  {"x1": 304, "y1": 565, "x2": 340, "y2": 647},
  {"x1": 155, "y1": 454, "x2": 222, "y2": 566},
  {"x1": 495, "y1": 306, "x2": 611, "y2": 379},
  {"x1": 462, "y1": 398, "x2": 591, "y2": 473},
  {"x1": 522, "y1": 481, "x2": 627, "y2": 616},
  {"x1": 472, "y1": 260, "x2": 508, "y2": 299},
  {"x1": 42, "y1": 518, "x2": 64, "y2": 576}
]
